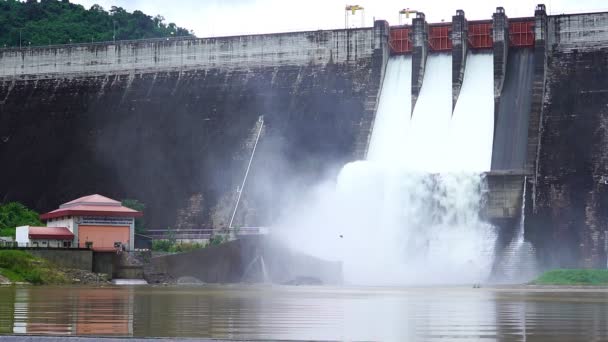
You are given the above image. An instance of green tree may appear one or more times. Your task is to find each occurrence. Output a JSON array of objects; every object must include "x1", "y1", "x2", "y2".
[
  {"x1": 0, "y1": 202, "x2": 43, "y2": 238},
  {"x1": 0, "y1": 0, "x2": 193, "y2": 48},
  {"x1": 121, "y1": 199, "x2": 145, "y2": 234}
]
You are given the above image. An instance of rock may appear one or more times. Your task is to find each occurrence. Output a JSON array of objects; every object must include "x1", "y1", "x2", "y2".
[
  {"x1": 282, "y1": 276, "x2": 323, "y2": 286},
  {"x1": 0, "y1": 274, "x2": 11, "y2": 285},
  {"x1": 177, "y1": 276, "x2": 204, "y2": 285}
]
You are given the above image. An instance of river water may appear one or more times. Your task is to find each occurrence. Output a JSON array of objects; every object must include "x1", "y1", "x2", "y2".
[{"x1": 1, "y1": 285, "x2": 608, "y2": 341}]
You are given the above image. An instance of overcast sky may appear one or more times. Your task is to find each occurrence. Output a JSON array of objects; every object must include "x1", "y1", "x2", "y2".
[{"x1": 72, "y1": 0, "x2": 608, "y2": 37}]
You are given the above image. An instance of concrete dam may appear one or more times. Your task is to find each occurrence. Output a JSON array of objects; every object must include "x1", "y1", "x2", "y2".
[{"x1": 1, "y1": 4, "x2": 608, "y2": 277}]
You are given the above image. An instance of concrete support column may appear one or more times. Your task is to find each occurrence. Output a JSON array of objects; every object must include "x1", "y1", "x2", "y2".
[
  {"x1": 492, "y1": 7, "x2": 509, "y2": 105},
  {"x1": 451, "y1": 9, "x2": 468, "y2": 112},
  {"x1": 411, "y1": 12, "x2": 428, "y2": 114},
  {"x1": 356, "y1": 20, "x2": 390, "y2": 159},
  {"x1": 527, "y1": 4, "x2": 548, "y2": 209}
]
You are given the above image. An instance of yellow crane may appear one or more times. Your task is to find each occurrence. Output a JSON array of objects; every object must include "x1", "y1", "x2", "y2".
[
  {"x1": 346, "y1": 5, "x2": 364, "y2": 15},
  {"x1": 345, "y1": 5, "x2": 365, "y2": 28},
  {"x1": 399, "y1": 8, "x2": 418, "y2": 24}
]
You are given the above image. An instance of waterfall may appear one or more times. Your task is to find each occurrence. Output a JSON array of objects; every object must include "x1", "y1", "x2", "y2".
[
  {"x1": 242, "y1": 255, "x2": 270, "y2": 283},
  {"x1": 260, "y1": 256, "x2": 270, "y2": 284},
  {"x1": 450, "y1": 53, "x2": 495, "y2": 171},
  {"x1": 367, "y1": 55, "x2": 412, "y2": 164},
  {"x1": 277, "y1": 53, "x2": 498, "y2": 285},
  {"x1": 495, "y1": 178, "x2": 538, "y2": 283}
]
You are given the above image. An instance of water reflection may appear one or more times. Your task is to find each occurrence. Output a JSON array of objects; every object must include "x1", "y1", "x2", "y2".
[
  {"x1": 1, "y1": 286, "x2": 608, "y2": 341},
  {"x1": 8, "y1": 287, "x2": 133, "y2": 336}
]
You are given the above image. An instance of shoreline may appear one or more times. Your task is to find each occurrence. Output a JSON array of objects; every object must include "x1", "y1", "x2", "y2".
[{"x1": 5, "y1": 281, "x2": 608, "y2": 292}]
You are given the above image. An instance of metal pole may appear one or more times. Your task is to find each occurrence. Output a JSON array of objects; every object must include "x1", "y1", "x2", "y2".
[
  {"x1": 228, "y1": 116, "x2": 264, "y2": 232},
  {"x1": 19, "y1": 29, "x2": 21, "y2": 49},
  {"x1": 113, "y1": 21, "x2": 116, "y2": 43}
]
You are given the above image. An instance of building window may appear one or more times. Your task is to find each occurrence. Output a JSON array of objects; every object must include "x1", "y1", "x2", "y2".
[{"x1": 63, "y1": 241, "x2": 72, "y2": 248}]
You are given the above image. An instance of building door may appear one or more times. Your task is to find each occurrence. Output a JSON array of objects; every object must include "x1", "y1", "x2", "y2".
[{"x1": 78, "y1": 225, "x2": 130, "y2": 250}]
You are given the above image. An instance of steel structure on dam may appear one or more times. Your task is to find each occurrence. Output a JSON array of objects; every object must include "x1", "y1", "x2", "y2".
[{"x1": 2, "y1": 4, "x2": 608, "y2": 269}]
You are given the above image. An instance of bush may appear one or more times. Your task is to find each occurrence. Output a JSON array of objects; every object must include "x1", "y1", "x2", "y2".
[
  {"x1": 121, "y1": 199, "x2": 146, "y2": 234},
  {"x1": 209, "y1": 235, "x2": 224, "y2": 246},
  {"x1": 0, "y1": 250, "x2": 68, "y2": 284},
  {"x1": 0, "y1": 202, "x2": 43, "y2": 238},
  {"x1": 152, "y1": 240, "x2": 204, "y2": 253},
  {"x1": 151, "y1": 240, "x2": 173, "y2": 252},
  {"x1": 533, "y1": 269, "x2": 608, "y2": 285},
  {"x1": 170, "y1": 242, "x2": 204, "y2": 253}
]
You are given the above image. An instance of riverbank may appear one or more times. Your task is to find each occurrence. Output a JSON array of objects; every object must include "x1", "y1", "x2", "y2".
[{"x1": 0, "y1": 250, "x2": 109, "y2": 285}]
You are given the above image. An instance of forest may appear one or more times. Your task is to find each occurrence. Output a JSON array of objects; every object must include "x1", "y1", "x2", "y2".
[{"x1": 0, "y1": 0, "x2": 193, "y2": 47}]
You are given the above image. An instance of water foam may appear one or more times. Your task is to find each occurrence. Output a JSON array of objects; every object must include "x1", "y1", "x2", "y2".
[{"x1": 277, "y1": 53, "x2": 497, "y2": 285}]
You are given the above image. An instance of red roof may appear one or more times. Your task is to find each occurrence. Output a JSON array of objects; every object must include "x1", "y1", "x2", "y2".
[
  {"x1": 29, "y1": 227, "x2": 74, "y2": 240},
  {"x1": 40, "y1": 194, "x2": 143, "y2": 220}
]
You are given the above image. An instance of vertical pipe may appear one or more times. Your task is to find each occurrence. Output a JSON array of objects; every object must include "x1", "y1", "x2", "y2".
[{"x1": 228, "y1": 116, "x2": 264, "y2": 231}]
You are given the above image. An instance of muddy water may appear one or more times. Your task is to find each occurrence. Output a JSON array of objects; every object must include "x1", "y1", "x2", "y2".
[{"x1": 1, "y1": 285, "x2": 608, "y2": 341}]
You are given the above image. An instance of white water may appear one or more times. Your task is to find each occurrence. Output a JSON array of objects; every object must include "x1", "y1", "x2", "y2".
[
  {"x1": 367, "y1": 55, "x2": 412, "y2": 164},
  {"x1": 496, "y1": 178, "x2": 538, "y2": 282},
  {"x1": 406, "y1": 54, "x2": 452, "y2": 171},
  {"x1": 450, "y1": 53, "x2": 495, "y2": 171},
  {"x1": 277, "y1": 53, "x2": 497, "y2": 285}
]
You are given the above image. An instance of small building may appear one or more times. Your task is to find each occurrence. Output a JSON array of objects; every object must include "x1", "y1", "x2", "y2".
[
  {"x1": 16, "y1": 226, "x2": 74, "y2": 248},
  {"x1": 38, "y1": 194, "x2": 143, "y2": 251}
]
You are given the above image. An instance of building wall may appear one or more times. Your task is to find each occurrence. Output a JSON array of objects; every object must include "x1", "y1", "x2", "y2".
[
  {"x1": 78, "y1": 225, "x2": 130, "y2": 250},
  {"x1": 15, "y1": 226, "x2": 28, "y2": 247}
]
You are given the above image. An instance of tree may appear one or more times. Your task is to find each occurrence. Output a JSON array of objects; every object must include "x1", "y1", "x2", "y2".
[
  {"x1": 0, "y1": 202, "x2": 43, "y2": 238},
  {"x1": 121, "y1": 199, "x2": 146, "y2": 234},
  {"x1": 0, "y1": 0, "x2": 193, "y2": 47}
]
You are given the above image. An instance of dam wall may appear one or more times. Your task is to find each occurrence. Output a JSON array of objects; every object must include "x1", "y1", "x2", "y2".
[
  {"x1": 0, "y1": 25, "x2": 388, "y2": 230},
  {"x1": 528, "y1": 11, "x2": 608, "y2": 268},
  {"x1": 0, "y1": 28, "x2": 375, "y2": 78}
]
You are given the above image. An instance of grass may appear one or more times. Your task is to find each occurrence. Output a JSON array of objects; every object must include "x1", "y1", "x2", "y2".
[
  {"x1": 532, "y1": 269, "x2": 608, "y2": 286},
  {"x1": 0, "y1": 250, "x2": 69, "y2": 285},
  {"x1": 0, "y1": 227, "x2": 15, "y2": 239}
]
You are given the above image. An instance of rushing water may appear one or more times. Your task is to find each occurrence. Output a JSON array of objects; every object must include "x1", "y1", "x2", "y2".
[
  {"x1": 277, "y1": 53, "x2": 497, "y2": 285},
  {"x1": 495, "y1": 178, "x2": 539, "y2": 283},
  {"x1": 2, "y1": 285, "x2": 608, "y2": 341}
]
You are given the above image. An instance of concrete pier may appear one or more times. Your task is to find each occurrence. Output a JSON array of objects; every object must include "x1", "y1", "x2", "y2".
[
  {"x1": 451, "y1": 10, "x2": 468, "y2": 111},
  {"x1": 411, "y1": 12, "x2": 428, "y2": 114},
  {"x1": 492, "y1": 7, "x2": 509, "y2": 107}
]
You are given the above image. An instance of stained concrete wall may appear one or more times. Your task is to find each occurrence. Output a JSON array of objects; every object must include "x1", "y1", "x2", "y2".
[
  {"x1": 0, "y1": 26, "x2": 388, "y2": 230},
  {"x1": 28, "y1": 249, "x2": 92, "y2": 271},
  {"x1": 482, "y1": 171, "x2": 526, "y2": 222},
  {"x1": 151, "y1": 236, "x2": 342, "y2": 285},
  {"x1": 0, "y1": 29, "x2": 375, "y2": 78},
  {"x1": 529, "y1": 12, "x2": 608, "y2": 269}
]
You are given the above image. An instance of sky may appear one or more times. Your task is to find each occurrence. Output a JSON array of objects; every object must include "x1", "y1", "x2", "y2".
[{"x1": 71, "y1": 0, "x2": 608, "y2": 37}]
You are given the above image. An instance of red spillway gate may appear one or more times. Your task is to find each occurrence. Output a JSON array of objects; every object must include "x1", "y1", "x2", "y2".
[
  {"x1": 389, "y1": 27, "x2": 412, "y2": 54},
  {"x1": 428, "y1": 25, "x2": 452, "y2": 51},
  {"x1": 468, "y1": 22, "x2": 493, "y2": 49},
  {"x1": 509, "y1": 21, "x2": 535, "y2": 47},
  {"x1": 387, "y1": 19, "x2": 535, "y2": 54}
]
